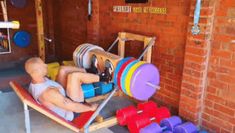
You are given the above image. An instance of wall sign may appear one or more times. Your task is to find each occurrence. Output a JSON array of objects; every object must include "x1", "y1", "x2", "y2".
[
  {"x1": 113, "y1": 6, "x2": 167, "y2": 15},
  {"x1": 125, "y1": 0, "x2": 148, "y2": 3}
]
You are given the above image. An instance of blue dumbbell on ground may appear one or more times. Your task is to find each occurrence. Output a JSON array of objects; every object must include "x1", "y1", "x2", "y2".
[
  {"x1": 140, "y1": 116, "x2": 199, "y2": 133},
  {"x1": 140, "y1": 116, "x2": 183, "y2": 133},
  {"x1": 174, "y1": 122, "x2": 198, "y2": 133},
  {"x1": 93, "y1": 82, "x2": 113, "y2": 95}
]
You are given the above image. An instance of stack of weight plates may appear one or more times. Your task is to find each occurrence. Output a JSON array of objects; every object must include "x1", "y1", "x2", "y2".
[
  {"x1": 73, "y1": 43, "x2": 104, "y2": 68},
  {"x1": 113, "y1": 57, "x2": 160, "y2": 101}
]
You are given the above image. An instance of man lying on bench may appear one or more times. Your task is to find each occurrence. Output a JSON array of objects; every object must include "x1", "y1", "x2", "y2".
[{"x1": 24, "y1": 57, "x2": 111, "y2": 121}]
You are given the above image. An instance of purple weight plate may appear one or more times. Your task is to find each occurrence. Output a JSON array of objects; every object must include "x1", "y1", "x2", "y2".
[{"x1": 130, "y1": 63, "x2": 160, "y2": 101}]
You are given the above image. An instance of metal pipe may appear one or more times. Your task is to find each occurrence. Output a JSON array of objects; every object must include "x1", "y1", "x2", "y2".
[
  {"x1": 83, "y1": 86, "x2": 118, "y2": 133},
  {"x1": 88, "y1": 0, "x2": 92, "y2": 20},
  {"x1": 138, "y1": 37, "x2": 156, "y2": 61},
  {"x1": 146, "y1": 82, "x2": 160, "y2": 90},
  {"x1": 107, "y1": 37, "x2": 119, "y2": 52},
  {"x1": 24, "y1": 103, "x2": 31, "y2": 133}
]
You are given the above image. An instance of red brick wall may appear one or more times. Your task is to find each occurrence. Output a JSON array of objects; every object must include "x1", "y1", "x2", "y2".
[
  {"x1": 53, "y1": 0, "x2": 88, "y2": 61},
  {"x1": 88, "y1": 0, "x2": 191, "y2": 112},
  {"x1": 201, "y1": 1, "x2": 235, "y2": 132},
  {"x1": 0, "y1": 1, "x2": 38, "y2": 64}
]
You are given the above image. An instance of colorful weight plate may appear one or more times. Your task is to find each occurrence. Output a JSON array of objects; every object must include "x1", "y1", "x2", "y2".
[
  {"x1": 120, "y1": 60, "x2": 138, "y2": 94},
  {"x1": 117, "y1": 58, "x2": 136, "y2": 92},
  {"x1": 113, "y1": 57, "x2": 133, "y2": 86},
  {"x1": 130, "y1": 63, "x2": 160, "y2": 101},
  {"x1": 125, "y1": 61, "x2": 146, "y2": 97},
  {"x1": 82, "y1": 45, "x2": 104, "y2": 69},
  {"x1": 13, "y1": 30, "x2": 31, "y2": 48}
]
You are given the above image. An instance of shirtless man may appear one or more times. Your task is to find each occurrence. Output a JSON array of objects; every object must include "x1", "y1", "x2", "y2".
[{"x1": 25, "y1": 57, "x2": 110, "y2": 121}]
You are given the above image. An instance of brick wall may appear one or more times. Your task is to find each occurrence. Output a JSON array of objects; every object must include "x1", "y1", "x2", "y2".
[
  {"x1": 53, "y1": 0, "x2": 88, "y2": 61},
  {"x1": 0, "y1": 0, "x2": 38, "y2": 64},
  {"x1": 179, "y1": 0, "x2": 235, "y2": 132},
  {"x1": 201, "y1": 0, "x2": 235, "y2": 132},
  {"x1": 88, "y1": 0, "x2": 191, "y2": 112}
]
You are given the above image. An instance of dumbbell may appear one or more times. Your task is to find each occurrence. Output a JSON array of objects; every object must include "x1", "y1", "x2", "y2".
[
  {"x1": 139, "y1": 116, "x2": 183, "y2": 133},
  {"x1": 116, "y1": 101, "x2": 158, "y2": 126},
  {"x1": 174, "y1": 122, "x2": 198, "y2": 133},
  {"x1": 127, "y1": 107, "x2": 171, "y2": 133},
  {"x1": 82, "y1": 82, "x2": 113, "y2": 98}
]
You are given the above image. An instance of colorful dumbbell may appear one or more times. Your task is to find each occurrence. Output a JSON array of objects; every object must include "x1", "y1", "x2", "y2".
[
  {"x1": 140, "y1": 116, "x2": 182, "y2": 133},
  {"x1": 140, "y1": 117, "x2": 199, "y2": 133},
  {"x1": 128, "y1": 107, "x2": 171, "y2": 133},
  {"x1": 116, "y1": 101, "x2": 158, "y2": 126},
  {"x1": 174, "y1": 122, "x2": 198, "y2": 133}
]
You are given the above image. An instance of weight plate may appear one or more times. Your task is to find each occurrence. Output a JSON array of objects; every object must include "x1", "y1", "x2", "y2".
[
  {"x1": 13, "y1": 30, "x2": 31, "y2": 48},
  {"x1": 77, "y1": 44, "x2": 90, "y2": 67},
  {"x1": 117, "y1": 58, "x2": 136, "y2": 93},
  {"x1": 125, "y1": 61, "x2": 145, "y2": 97},
  {"x1": 130, "y1": 63, "x2": 160, "y2": 101},
  {"x1": 120, "y1": 60, "x2": 138, "y2": 94},
  {"x1": 80, "y1": 44, "x2": 92, "y2": 68},
  {"x1": 75, "y1": 44, "x2": 87, "y2": 67},
  {"x1": 113, "y1": 57, "x2": 133, "y2": 86},
  {"x1": 73, "y1": 45, "x2": 83, "y2": 66},
  {"x1": 82, "y1": 45, "x2": 104, "y2": 69}
]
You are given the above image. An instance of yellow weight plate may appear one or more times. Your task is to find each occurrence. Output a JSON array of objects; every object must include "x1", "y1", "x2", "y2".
[{"x1": 125, "y1": 61, "x2": 145, "y2": 97}]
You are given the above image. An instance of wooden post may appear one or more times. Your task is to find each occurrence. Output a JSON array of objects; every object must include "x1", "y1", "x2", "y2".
[
  {"x1": 35, "y1": 0, "x2": 46, "y2": 61},
  {"x1": 143, "y1": 37, "x2": 153, "y2": 63},
  {"x1": 118, "y1": 32, "x2": 126, "y2": 58}
]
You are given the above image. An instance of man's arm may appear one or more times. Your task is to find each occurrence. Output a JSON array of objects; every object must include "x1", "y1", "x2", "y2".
[{"x1": 39, "y1": 87, "x2": 97, "y2": 113}]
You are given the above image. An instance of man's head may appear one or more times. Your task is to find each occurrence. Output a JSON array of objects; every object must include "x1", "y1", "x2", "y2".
[{"x1": 25, "y1": 57, "x2": 48, "y2": 79}]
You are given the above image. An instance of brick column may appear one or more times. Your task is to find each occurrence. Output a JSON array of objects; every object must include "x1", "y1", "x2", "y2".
[
  {"x1": 179, "y1": 0, "x2": 217, "y2": 125},
  {"x1": 87, "y1": 0, "x2": 100, "y2": 43}
]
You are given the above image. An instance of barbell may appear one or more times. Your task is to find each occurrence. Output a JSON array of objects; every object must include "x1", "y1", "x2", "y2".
[{"x1": 73, "y1": 44, "x2": 160, "y2": 101}]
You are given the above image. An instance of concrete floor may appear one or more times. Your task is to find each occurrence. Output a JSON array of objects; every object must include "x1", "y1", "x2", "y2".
[{"x1": 0, "y1": 92, "x2": 131, "y2": 133}]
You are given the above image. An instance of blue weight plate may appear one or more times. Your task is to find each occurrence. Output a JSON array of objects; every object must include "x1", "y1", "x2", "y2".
[
  {"x1": 113, "y1": 57, "x2": 132, "y2": 86},
  {"x1": 121, "y1": 60, "x2": 138, "y2": 95},
  {"x1": 13, "y1": 31, "x2": 31, "y2": 48},
  {"x1": 10, "y1": 0, "x2": 27, "y2": 8}
]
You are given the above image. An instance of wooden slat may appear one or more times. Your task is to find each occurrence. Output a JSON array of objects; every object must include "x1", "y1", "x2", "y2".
[
  {"x1": 35, "y1": 0, "x2": 46, "y2": 61},
  {"x1": 86, "y1": 117, "x2": 118, "y2": 132},
  {"x1": 118, "y1": 32, "x2": 126, "y2": 58}
]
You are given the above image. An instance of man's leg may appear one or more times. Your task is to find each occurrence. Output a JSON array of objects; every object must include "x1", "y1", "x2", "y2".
[
  {"x1": 66, "y1": 72, "x2": 99, "y2": 102},
  {"x1": 56, "y1": 66, "x2": 86, "y2": 88}
]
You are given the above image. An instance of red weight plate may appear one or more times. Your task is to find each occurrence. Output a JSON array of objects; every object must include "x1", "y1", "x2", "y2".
[{"x1": 117, "y1": 58, "x2": 135, "y2": 91}]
